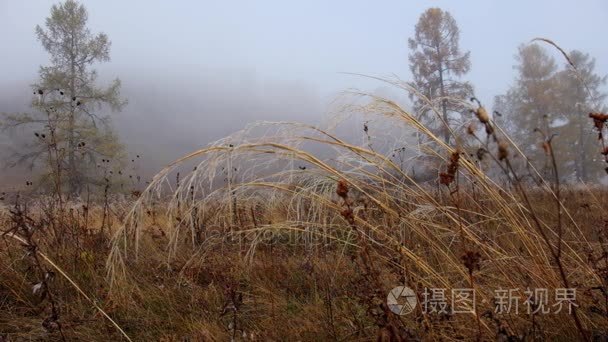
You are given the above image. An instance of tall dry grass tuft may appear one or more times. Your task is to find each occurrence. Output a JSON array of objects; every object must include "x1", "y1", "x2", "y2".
[{"x1": 98, "y1": 71, "x2": 607, "y2": 339}]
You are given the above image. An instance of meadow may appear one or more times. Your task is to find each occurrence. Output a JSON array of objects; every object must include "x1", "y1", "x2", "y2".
[{"x1": 2, "y1": 80, "x2": 608, "y2": 341}]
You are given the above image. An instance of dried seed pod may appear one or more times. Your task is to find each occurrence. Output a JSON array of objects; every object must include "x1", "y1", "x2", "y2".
[
  {"x1": 590, "y1": 112, "x2": 608, "y2": 138},
  {"x1": 498, "y1": 141, "x2": 509, "y2": 161},
  {"x1": 475, "y1": 106, "x2": 489, "y2": 124},
  {"x1": 467, "y1": 123, "x2": 476, "y2": 135},
  {"x1": 461, "y1": 250, "x2": 481, "y2": 274},
  {"x1": 336, "y1": 179, "x2": 349, "y2": 198},
  {"x1": 439, "y1": 172, "x2": 454, "y2": 185}
]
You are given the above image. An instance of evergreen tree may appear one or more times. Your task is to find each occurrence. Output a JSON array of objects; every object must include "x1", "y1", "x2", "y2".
[
  {"x1": 2, "y1": 0, "x2": 126, "y2": 194},
  {"x1": 408, "y1": 7, "x2": 473, "y2": 145}
]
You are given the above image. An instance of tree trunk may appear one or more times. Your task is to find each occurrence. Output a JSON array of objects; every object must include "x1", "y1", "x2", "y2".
[
  {"x1": 579, "y1": 114, "x2": 587, "y2": 182},
  {"x1": 438, "y1": 62, "x2": 449, "y2": 145},
  {"x1": 68, "y1": 31, "x2": 77, "y2": 195}
]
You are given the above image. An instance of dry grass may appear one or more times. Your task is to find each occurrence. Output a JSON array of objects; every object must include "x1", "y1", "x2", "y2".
[{"x1": 2, "y1": 74, "x2": 608, "y2": 340}]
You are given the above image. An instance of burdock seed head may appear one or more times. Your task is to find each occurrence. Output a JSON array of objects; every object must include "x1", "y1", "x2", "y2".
[{"x1": 336, "y1": 179, "x2": 349, "y2": 198}]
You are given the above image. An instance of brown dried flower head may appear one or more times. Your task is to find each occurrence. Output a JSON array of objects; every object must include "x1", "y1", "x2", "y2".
[
  {"x1": 439, "y1": 151, "x2": 460, "y2": 186},
  {"x1": 475, "y1": 106, "x2": 490, "y2": 124},
  {"x1": 336, "y1": 179, "x2": 349, "y2": 198},
  {"x1": 590, "y1": 112, "x2": 608, "y2": 137},
  {"x1": 498, "y1": 141, "x2": 509, "y2": 161},
  {"x1": 447, "y1": 151, "x2": 460, "y2": 174},
  {"x1": 461, "y1": 250, "x2": 481, "y2": 274},
  {"x1": 439, "y1": 173, "x2": 454, "y2": 185}
]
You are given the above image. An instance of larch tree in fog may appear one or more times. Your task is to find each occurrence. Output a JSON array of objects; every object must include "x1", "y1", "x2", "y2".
[
  {"x1": 1, "y1": 0, "x2": 126, "y2": 194},
  {"x1": 494, "y1": 44, "x2": 563, "y2": 181},
  {"x1": 408, "y1": 7, "x2": 473, "y2": 145},
  {"x1": 554, "y1": 50, "x2": 607, "y2": 181},
  {"x1": 493, "y1": 43, "x2": 559, "y2": 165},
  {"x1": 494, "y1": 43, "x2": 607, "y2": 182}
]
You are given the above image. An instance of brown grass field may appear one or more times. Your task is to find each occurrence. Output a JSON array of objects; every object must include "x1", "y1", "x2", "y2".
[{"x1": 2, "y1": 79, "x2": 608, "y2": 341}]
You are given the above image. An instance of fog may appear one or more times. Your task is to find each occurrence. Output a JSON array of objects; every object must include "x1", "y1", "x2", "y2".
[
  {"x1": 1, "y1": 0, "x2": 607, "y2": 184},
  {"x1": 0, "y1": 69, "x2": 328, "y2": 182}
]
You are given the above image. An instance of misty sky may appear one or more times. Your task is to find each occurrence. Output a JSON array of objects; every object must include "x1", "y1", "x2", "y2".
[
  {"x1": 2, "y1": 0, "x2": 607, "y2": 106},
  {"x1": 1, "y1": 0, "x2": 608, "y2": 182}
]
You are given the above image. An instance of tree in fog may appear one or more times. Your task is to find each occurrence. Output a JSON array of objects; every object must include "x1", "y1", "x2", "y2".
[
  {"x1": 554, "y1": 50, "x2": 608, "y2": 181},
  {"x1": 408, "y1": 7, "x2": 473, "y2": 145},
  {"x1": 494, "y1": 44, "x2": 607, "y2": 182},
  {"x1": 494, "y1": 43, "x2": 558, "y2": 147},
  {"x1": 2, "y1": 0, "x2": 126, "y2": 194}
]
